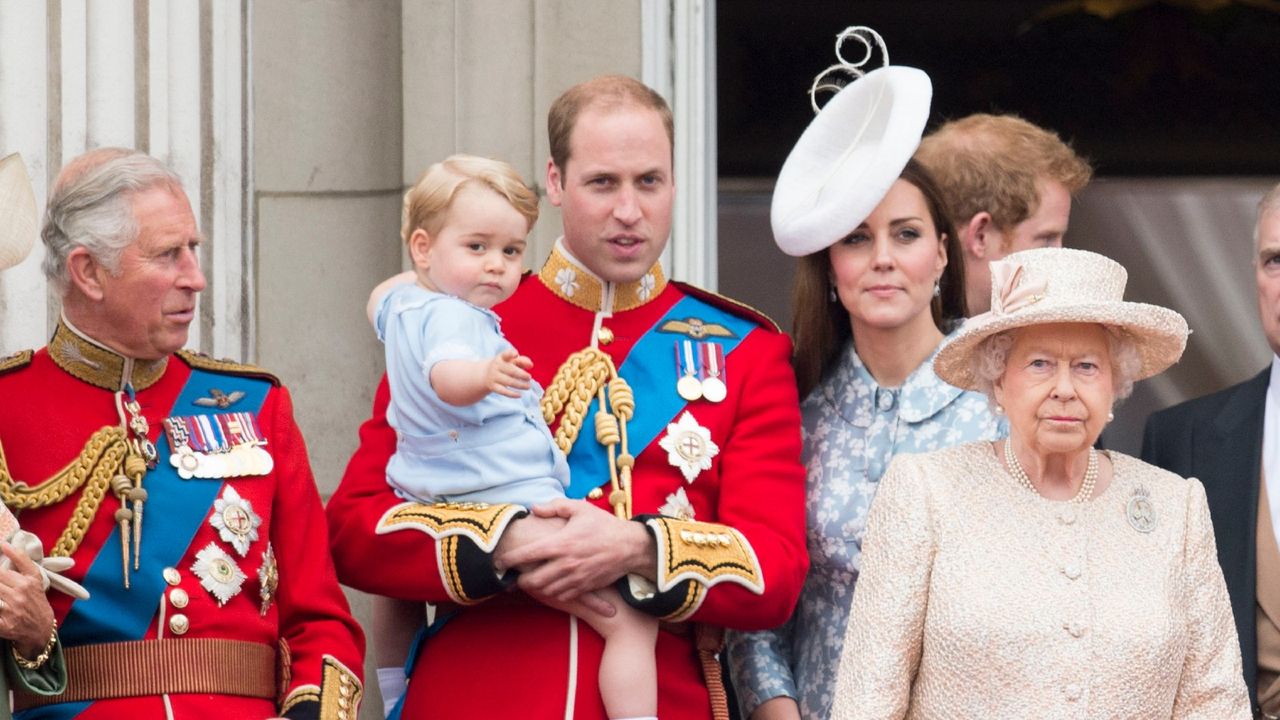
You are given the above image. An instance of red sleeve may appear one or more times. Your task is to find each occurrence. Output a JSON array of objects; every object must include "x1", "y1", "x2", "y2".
[
  {"x1": 621, "y1": 329, "x2": 809, "y2": 629},
  {"x1": 326, "y1": 377, "x2": 515, "y2": 603},
  {"x1": 693, "y1": 329, "x2": 807, "y2": 629},
  {"x1": 265, "y1": 385, "x2": 366, "y2": 694}
]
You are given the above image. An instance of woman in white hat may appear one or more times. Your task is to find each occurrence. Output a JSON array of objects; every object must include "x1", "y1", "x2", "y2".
[
  {"x1": 725, "y1": 45, "x2": 1005, "y2": 719},
  {"x1": 829, "y1": 247, "x2": 1250, "y2": 718}
]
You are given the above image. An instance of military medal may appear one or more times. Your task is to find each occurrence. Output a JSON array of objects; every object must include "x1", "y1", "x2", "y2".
[
  {"x1": 258, "y1": 543, "x2": 278, "y2": 616},
  {"x1": 192, "y1": 542, "x2": 247, "y2": 606},
  {"x1": 1126, "y1": 485, "x2": 1157, "y2": 533},
  {"x1": 700, "y1": 343, "x2": 727, "y2": 403},
  {"x1": 675, "y1": 341, "x2": 703, "y2": 401},
  {"x1": 164, "y1": 412, "x2": 272, "y2": 479},
  {"x1": 658, "y1": 411, "x2": 720, "y2": 483},
  {"x1": 210, "y1": 486, "x2": 261, "y2": 556}
]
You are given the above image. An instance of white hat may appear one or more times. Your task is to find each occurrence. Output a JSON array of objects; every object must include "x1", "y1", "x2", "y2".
[
  {"x1": 934, "y1": 247, "x2": 1190, "y2": 390},
  {"x1": 0, "y1": 153, "x2": 37, "y2": 271},
  {"x1": 770, "y1": 53, "x2": 932, "y2": 257}
]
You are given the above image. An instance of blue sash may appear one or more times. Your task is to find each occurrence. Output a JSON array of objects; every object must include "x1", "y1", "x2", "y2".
[
  {"x1": 17, "y1": 368, "x2": 271, "y2": 720},
  {"x1": 564, "y1": 295, "x2": 755, "y2": 499}
]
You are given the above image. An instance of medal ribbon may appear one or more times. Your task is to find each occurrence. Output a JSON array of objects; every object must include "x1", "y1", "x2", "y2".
[
  {"x1": 564, "y1": 295, "x2": 754, "y2": 498},
  {"x1": 55, "y1": 369, "x2": 271, "y2": 649}
]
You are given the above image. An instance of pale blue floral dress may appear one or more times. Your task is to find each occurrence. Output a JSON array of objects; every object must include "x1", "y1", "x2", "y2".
[{"x1": 725, "y1": 337, "x2": 1005, "y2": 719}]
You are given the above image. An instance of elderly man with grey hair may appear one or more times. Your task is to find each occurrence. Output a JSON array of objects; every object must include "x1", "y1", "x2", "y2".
[
  {"x1": 1144, "y1": 182, "x2": 1280, "y2": 719},
  {"x1": 0, "y1": 148, "x2": 365, "y2": 718}
]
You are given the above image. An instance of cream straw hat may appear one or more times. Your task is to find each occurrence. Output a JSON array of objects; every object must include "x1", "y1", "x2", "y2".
[
  {"x1": 0, "y1": 153, "x2": 37, "y2": 271},
  {"x1": 934, "y1": 247, "x2": 1190, "y2": 390}
]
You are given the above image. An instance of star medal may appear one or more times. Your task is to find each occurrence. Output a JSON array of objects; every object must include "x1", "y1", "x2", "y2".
[
  {"x1": 675, "y1": 340, "x2": 703, "y2": 401},
  {"x1": 192, "y1": 543, "x2": 247, "y2": 606},
  {"x1": 258, "y1": 543, "x2": 278, "y2": 616},
  {"x1": 658, "y1": 411, "x2": 720, "y2": 483},
  {"x1": 1126, "y1": 485, "x2": 1157, "y2": 533},
  {"x1": 209, "y1": 486, "x2": 261, "y2": 556},
  {"x1": 700, "y1": 342, "x2": 727, "y2": 403}
]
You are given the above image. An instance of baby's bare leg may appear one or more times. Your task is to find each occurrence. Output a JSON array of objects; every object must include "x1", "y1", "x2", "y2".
[
  {"x1": 565, "y1": 587, "x2": 658, "y2": 719},
  {"x1": 370, "y1": 595, "x2": 427, "y2": 714}
]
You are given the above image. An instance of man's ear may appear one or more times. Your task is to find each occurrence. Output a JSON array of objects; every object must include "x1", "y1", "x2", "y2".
[
  {"x1": 963, "y1": 212, "x2": 997, "y2": 260},
  {"x1": 545, "y1": 158, "x2": 564, "y2": 208},
  {"x1": 65, "y1": 246, "x2": 106, "y2": 301},
  {"x1": 408, "y1": 229, "x2": 432, "y2": 269}
]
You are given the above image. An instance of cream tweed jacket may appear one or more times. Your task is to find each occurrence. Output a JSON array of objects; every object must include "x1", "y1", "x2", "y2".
[{"x1": 830, "y1": 442, "x2": 1250, "y2": 719}]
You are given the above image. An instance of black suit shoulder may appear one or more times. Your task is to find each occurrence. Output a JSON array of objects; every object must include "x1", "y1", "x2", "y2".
[{"x1": 1141, "y1": 369, "x2": 1268, "y2": 479}]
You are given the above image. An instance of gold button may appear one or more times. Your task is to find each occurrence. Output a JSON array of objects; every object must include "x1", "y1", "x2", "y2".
[
  {"x1": 587, "y1": 487, "x2": 604, "y2": 500},
  {"x1": 169, "y1": 588, "x2": 189, "y2": 609},
  {"x1": 169, "y1": 613, "x2": 190, "y2": 636},
  {"x1": 163, "y1": 567, "x2": 181, "y2": 585},
  {"x1": 597, "y1": 326, "x2": 614, "y2": 345}
]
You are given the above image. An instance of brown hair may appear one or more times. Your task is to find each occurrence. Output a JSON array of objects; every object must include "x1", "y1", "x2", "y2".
[
  {"x1": 401, "y1": 154, "x2": 539, "y2": 244},
  {"x1": 547, "y1": 75, "x2": 674, "y2": 176},
  {"x1": 791, "y1": 159, "x2": 967, "y2": 398},
  {"x1": 915, "y1": 113, "x2": 1092, "y2": 241}
]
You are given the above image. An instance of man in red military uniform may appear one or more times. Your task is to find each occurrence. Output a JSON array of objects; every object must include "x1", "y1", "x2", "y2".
[
  {"x1": 0, "y1": 148, "x2": 364, "y2": 719},
  {"x1": 327, "y1": 75, "x2": 808, "y2": 719}
]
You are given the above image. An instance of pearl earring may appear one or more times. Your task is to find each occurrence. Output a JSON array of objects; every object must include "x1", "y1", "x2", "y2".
[
  {"x1": 829, "y1": 284, "x2": 838, "y2": 302},
  {"x1": 1107, "y1": 411, "x2": 1115, "y2": 422},
  {"x1": 995, "y1": 404, "x2": 1005, "y2": 415}
]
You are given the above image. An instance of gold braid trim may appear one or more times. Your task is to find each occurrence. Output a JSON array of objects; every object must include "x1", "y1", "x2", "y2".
[
  {"x1": 540, "y1": 348, "x2": 636, "y2": 519},
  {"x1": 541, "y1": 347, "x2": 614, "y2": 456},
  {"x1": 0, "y1": 426, "x2": 130, "y2": 557}
]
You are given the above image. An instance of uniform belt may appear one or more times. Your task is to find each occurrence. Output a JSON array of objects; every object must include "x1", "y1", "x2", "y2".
[{"x1": 13, "y1": 638, "x2": 277, "y2": 709}]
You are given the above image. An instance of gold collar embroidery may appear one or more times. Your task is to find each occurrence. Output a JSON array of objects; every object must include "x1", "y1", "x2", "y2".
[
  {"x1": 48, "y1": 318, "x2": 168, "y2": 392},
  {"x1": 537, "y1": 240, "x2": 667, "y2": 313}
]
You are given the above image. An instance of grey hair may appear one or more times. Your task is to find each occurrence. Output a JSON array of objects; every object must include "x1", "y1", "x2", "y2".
[
  {"x1": 41, "y1": 149, "x2": 184, "y2": 295},
  {"x1": 969, "y1": 325, "x2": 1144, "y2": 404},
  {"x1": 1257, "y1": 181, "x2": 1280, "y2": 245}
]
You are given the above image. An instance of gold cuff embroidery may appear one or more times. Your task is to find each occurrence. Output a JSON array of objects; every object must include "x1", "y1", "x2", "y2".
[
  {"x1": 646, "y1": 517, "x2": 765, "y2": 595},
  {"x1": 280, "y1": 684, "x2": 319, "y2": 716},
  {"x1": 376, "y1": 501, "x2": 523, "y2": 553},
  {"x1": 319, "y1": 654, "x2": 362, "y2": 720}
]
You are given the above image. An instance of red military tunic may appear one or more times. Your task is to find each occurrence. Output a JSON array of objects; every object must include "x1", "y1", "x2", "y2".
[
  {"x1": 0, "y1": 321, "x2": 364, "y2": 719},
  {"x1": 328, "y1": 242, "x2": 808, "y2": 719}
]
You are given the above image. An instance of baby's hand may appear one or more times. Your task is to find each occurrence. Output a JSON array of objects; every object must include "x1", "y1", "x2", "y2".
[{"x1": 486, "y1": 348, "x2": 533, "y2": 398}]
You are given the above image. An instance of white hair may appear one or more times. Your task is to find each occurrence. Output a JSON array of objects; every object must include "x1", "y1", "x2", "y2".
[
  {"x1": 969, "y1": 325, "x2": 1144, "y2": 405},
  {"x1": 1258, "y1": 181, "x2": 1280, "y2": 245},
  {"x1": 41, "y1": 149, "x2": 184, "y2": 295}
]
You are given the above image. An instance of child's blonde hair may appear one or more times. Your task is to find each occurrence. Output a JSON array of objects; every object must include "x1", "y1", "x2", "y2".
[{"x1": 401, "y1": 155, "x2": 539, "y2": 244}]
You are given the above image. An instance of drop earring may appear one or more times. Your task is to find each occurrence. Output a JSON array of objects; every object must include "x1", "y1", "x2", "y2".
[
  {"x1": 829, "y1": 283, "x2": 838, "y2": 303},
  {"x1": 933, "y1": 280, "x2": 941, "y2": 298}
]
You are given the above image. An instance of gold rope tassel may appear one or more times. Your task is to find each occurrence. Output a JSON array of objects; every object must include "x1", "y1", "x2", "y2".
[
  {"x1": 542, "y1": 348, "x2": 637, "y2": 519},
  {"x1": 124, "y1": 451, "x2": 148, "y2": 570},
  {"x1": 110, "y1": 473, "x2": 133, "y2": 588}
]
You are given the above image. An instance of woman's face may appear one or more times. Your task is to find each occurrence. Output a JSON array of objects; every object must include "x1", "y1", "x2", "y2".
[
  {"x1": 828, "y1": 179, "x2": 946, "y2": 333},
  {"x1": 994, "y1": 323, "x2": 1115, "y2": 457}
]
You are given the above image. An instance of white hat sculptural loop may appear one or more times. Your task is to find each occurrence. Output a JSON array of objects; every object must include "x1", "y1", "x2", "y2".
[
  {"x1": 771, "y1": 27, "x2": 933, "y2": 258},
  {"x1": 0, "y1": 153, "x2": 38, "y2": 271}
]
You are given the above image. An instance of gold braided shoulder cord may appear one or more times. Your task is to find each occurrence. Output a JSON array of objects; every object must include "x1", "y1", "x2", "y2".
[
  {"x1": 541, "y1": 348, "x2": 636, "y2": 519},
  {"x1": 0, "y1": 426, "x2": 131, "y2": 557}
]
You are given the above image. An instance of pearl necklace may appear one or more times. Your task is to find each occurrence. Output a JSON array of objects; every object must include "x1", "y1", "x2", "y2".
[{"x1": 1003, "y1": 440, "x2": 1098, "y2": 504}]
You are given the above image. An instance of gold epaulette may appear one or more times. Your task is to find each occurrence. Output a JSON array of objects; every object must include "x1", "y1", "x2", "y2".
[
  {"x1": 672, "y1": 281, "x2": 782, "y2": 333},
  {"x1": 645, "y1": 516, "x2": 764, "y2": 597},
  {"x1": 0, "y1": 349, "x2": 33, "y2": 376},
  {"x1": 177, "y1": 349, "x2": 280, "y2": 386}
]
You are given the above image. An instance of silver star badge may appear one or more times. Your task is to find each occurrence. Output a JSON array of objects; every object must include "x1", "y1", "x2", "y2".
[
  {"x1": 658, "y1": 411, "x2": 720, "y2": 483},
  {"x1": 209, "y1": 486, "x2": 261, "y2": 556},
  {"x1": 192, "y1": 543, "x2": 247, "y2": 606}
]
